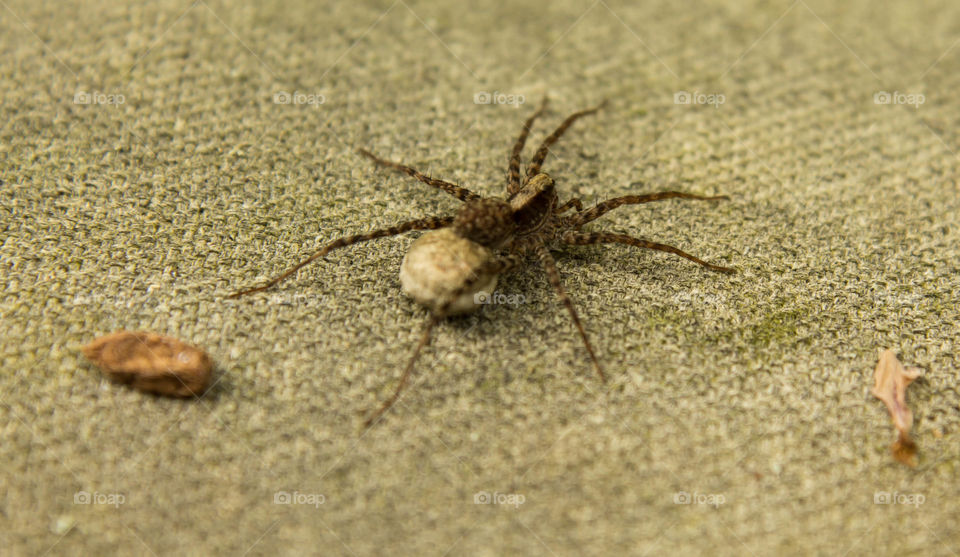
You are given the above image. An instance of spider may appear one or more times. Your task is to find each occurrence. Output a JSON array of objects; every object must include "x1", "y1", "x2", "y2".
[{"x1": 229, "y1": 97, "x2": 735, "y2": 427}]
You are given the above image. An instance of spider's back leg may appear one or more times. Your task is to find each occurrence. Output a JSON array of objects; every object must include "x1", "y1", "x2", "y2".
[
  {"x1": 363, "y1": 253, "x2": 521, "y2": 428},
  {"x1": 228, "y1": 216, "x2": 454, "y2": 298}
]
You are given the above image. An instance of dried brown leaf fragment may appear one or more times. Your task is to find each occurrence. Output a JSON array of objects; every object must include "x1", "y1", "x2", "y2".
[
  {"x1": 82, "y1": 331, "x2": 212, "y2": 397},
  {"x1": 891, "y1": 432, "x2": 918, "y2": 468},
  {"x1": 871, "y1": 349, "x2": 921, "y2": 467}
]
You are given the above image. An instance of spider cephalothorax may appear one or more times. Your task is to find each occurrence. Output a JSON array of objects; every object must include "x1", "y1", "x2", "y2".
[
  {"x1": 230, "y1": 97, "x2": 735, "y2": 427},
  {"x1": 508, "y1": 172, "x2": 558, "y2": 238}
]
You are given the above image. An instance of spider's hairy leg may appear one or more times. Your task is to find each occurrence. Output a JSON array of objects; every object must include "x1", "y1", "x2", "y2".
[
  {"x1": 573, "y1": 191, "x2": 729, "y2": 226},
  {"x1": 554, "y1": 198, "x2": 583, "y2": 214},
  {"x1": 526, "y1": 99, "x2": 608, "y2": 180},
  {"x1": 363, "y1": 254, "x2": 521, "y2": 428},
  {"x1": 357, "y1": 148, "x2": 481, "y2": 202},
  {"x1": 228, "y1": 216, "x2": 454, "y2": 298},
  {"x1": 562, "y1": 231, "x2": 736, "y2": 274},
  {"x1": 507, "y1": 95, "x2": 549, "y2": 195},
  {"x1": 535, "y1": 243, "x2": 606, "y2": 382},
  {"x1": 362, "y1": 313, "x2": 439, "y2": 429}
]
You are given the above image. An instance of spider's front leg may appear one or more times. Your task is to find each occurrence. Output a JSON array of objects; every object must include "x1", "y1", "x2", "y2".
[
  {"x1": 358, "y1": 148, "x2": 481, "y2": 202},
  {"x1": 507, "y1": 96, "x2": 549, "y2": 194},
  {"x1": 554, "y1": 198, "x2": 583, "y2": 215},
  {"x1": 573, "y1": 191, "x2": 728, "y2": 226},
  {"x1": 562, "y1": 231, "x2": 735, "y2": 274},
  {"x1": 535, "y1": 243, "x2": 605, "y2": 382},
  {"x1": 526, "y1": 100, "x2": 607, "y2": 180}
]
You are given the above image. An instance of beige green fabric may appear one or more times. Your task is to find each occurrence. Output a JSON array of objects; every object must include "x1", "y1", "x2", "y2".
[{"x1": 2, "y1": 0, "x2": 959, "y2": 554}]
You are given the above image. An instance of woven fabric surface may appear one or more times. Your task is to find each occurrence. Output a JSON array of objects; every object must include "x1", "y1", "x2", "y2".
[{"x1": 2, "y1": 0, "x2": 959, "y2": 555}]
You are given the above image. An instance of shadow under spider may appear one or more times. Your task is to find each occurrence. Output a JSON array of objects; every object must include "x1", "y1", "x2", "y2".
[{"x1": 229, "y1": 96, "x2": 736, "y2": 428}]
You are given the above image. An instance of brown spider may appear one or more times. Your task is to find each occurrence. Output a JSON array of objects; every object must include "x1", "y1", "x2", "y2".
[{"x1": 230, "y1": 97, "x2": 735, "y2": 427}]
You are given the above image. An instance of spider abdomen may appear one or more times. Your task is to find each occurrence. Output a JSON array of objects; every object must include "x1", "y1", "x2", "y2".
[{"x1": 399, "y1": 227, "x2": 497, "y2": 315}]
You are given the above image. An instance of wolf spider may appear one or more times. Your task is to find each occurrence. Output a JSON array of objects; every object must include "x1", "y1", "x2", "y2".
[{"x1": 230, "y1": 97, "x2": 735, "y2": 427}]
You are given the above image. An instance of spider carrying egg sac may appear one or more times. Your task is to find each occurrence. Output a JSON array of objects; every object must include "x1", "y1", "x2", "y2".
[{"x1": 399, "y1": 227, "x2": 497, "y2": 315}]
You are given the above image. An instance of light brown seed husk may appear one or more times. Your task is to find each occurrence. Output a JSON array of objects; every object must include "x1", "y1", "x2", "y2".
[{"x1": 81, "y1": 331, "x2": 213, "y2": 397}]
